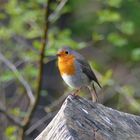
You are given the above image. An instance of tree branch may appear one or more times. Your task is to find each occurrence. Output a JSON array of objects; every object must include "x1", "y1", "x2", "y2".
[
  {"x1": 0, "y1": 108, "x2": 23, "y2": 128},
  {"x1": 21, "y1": 0, "x2": 51, "y2": 134},
  {"x1": 49, "y1": 0, "x2": 68, "y2": 23},
  {"x1": 0, "y1": 52, "x2": 35, "y2": 105}
]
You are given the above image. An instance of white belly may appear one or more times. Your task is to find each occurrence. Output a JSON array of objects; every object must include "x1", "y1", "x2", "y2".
[{"x1": 62, "y1": 73, "x2": 89, "y2": 88}]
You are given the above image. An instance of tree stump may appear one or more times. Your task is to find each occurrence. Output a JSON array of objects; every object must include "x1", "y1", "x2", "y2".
[{"x1": 35, "y1": 95, "x2": 140, "y2": 140}]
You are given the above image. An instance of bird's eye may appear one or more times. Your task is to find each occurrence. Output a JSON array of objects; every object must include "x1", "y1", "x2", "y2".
[{"x1": 65, "y1": 51, "x2": 69, "y2": 54}]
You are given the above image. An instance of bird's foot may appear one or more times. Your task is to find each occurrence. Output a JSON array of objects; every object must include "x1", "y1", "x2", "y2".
[
  {"x1": 71, "y1": 92, "x2": 78, "y2": 97},
  {"x1": 71, "y1": 88, "x2": 81, "y2": 97}
]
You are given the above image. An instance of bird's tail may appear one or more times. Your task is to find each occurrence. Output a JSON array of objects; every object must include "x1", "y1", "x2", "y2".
[{"x1": 88, "y1": 84, "x2": 99, "y2": 102}]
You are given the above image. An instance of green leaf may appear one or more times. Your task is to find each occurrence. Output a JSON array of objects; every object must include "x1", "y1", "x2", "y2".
[
  {"x1": 98, "y1": 10, "x2": 121, "y2": 23},
  {"x1": 0, "y1": 71, "x2": 15, "y2": 82},
  {"x1": 22, "y1": 64, "x2": 38, "y2": 77},
  {"x1": 5, "y1": 126, "x2": 16, "y2": 140},
  {"x1": 10, "y1": 108, "x2": 20, "y2": 117},
  {"x1": 46, "y1": 29, "x2": 86, "y2": 55},
  {"x1": 5, "y1": 0, "x2": 22, "y2": 15},
  {"x1": 106, "y1": 0, "x2": 122, "y2": 8},
  {"x1": 33, "y1": 40, "x2": 41, "y2": 50},
  {"x1": 36, "y1": 0, "x2": 46, "y2": 4},
  {"x1": 0, "y1": 13, "x2": 6, "y2": 19},
  {"x1": 0, "y1": 27, "x2": 13, "y2": 39},
  {"x1": 120, "y1": 21, "x2": 135, "y2": 35},
  {"x1": 92, "y1": 32, "x2": 104, "y2": 42},
  {"x1": 107, "y1": 33, "x2": 127, "y2": 47},
  {"x1": 101, "y1": 70, "x2": 114, "y2": 86},
  {"x1": 131, "y1": 48, "x2": 140, "y2": 61},
  {"x1": 121, "y1": 85, "x2": 134, "y2": 96}
]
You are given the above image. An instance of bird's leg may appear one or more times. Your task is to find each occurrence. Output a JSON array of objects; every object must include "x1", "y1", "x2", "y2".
[
  {"x1": 87, "y1": 85, "x2": 98, "y2": 102},
  {"x1": 71, "y1": 87, "x2": 82, "y2": 96}
]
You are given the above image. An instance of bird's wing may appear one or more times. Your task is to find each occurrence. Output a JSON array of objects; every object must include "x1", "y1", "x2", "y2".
[{"x1": 77, "y1": 59, "x2": 101, "y2": 88}]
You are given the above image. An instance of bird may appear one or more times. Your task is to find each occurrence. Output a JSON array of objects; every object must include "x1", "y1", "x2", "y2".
[{"x1": 57, "y1": 46, "x2": 101, "y2": 102}]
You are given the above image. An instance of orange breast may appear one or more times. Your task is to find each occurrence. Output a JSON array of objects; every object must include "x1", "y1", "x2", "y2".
[{"x1": 58, "y1": 55, "x2": 75, "y2": 75}]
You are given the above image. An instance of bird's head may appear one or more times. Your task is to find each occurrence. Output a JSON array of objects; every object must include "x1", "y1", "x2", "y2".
[{"x1": 57, "y1": 47, "x2": 75, "y2": 61}]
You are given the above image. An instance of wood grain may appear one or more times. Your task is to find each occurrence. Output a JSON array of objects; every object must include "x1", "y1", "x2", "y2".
[{"x1": 35, "y1": 95, "x2": 140, "y2": 140}]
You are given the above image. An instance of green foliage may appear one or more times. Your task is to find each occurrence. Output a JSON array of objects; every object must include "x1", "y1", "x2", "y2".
[
  {"x1": 5, "y1": 126, "x2": 16, "y2": 140},
  {"x1": 101, "y1": 70, "x2": 114, "y2": 86},
  {"x1": 117, "y1": 85, "x2": 140, "y2": 114},
  {"x1": 0, "y1": 71, "x2": 15, "y2": 82},
  {"x1": 47, "y1": 29, "x2": 86, "y2": 55},
  {"x1": 120, "y1": 21, "x2": 135, "y2": 35},
  {"x1": 131, "y1": 48, "x2": 140, "y2": 61},
  {"x1": 0, "y1": 0, "x2": 140, "y2": 139},
  {"x1": 10, "y1": 108, "x2": 21, "y2": 117},
  {"x1": 1, "y1": 0, "x2": 44, "y2": 40},
  {"x1": 107, "y1": 33, "x2": 127, "y2": 47},
  {"x1": 106, "y1": 0, "x2": 122, "y2": 8},
  {"x1": 9, "y1": 107, "x2": 26, "y2": 118},
  {"x1": 92, "y1": 32, "x2": 104, "y2": 42},
  {"x1": 98, "y1": 10, "x2": 121, "y2": 23}
]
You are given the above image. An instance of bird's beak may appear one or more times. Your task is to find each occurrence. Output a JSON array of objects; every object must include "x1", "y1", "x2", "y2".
[
  {"x1": 57, "y1": 53, "x2": 61, "y2": 57},
  {"x1": 57, "y1": 51, "x2": 65, "y2": 57}
]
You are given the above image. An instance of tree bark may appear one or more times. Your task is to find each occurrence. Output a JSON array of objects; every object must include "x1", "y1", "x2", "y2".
[{"x1": 35, "y1": 95, "x2": 140, "y2": 140}]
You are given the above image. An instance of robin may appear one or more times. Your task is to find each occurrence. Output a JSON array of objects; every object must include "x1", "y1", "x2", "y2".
[{"x1": 57, "y1": 47, "x2": 101, "y2": 102}]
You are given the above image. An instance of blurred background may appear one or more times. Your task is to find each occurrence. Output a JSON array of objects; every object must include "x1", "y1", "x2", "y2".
[{"x1": 0, "y1": 0, "x2": 140, "y2": 139}]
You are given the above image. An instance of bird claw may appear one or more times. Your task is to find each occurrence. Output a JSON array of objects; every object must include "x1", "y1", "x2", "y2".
[
  {"x1": 70, "y1": 88, "x2": 81, "y2": 97},
  {"x1": 71, "y1": 92, "x2": 78, "y2": 97}
]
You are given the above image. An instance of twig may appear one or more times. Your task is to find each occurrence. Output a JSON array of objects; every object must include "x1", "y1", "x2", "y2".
[
  {"x1": 0, "y1": 108, "x2": 23, "y2": 128},
  {"x1": 49, "y1": 0, "x2": 68, "y2": 23},
  {"x1": 22, "y1": 0, "x2": 51, "y2": 133},
  {"x1": 18, "y1": 129, "x2": 24, "y2": 140},
  {"x1": 1, "y1": 0, "x2": 68, "y2": 139},
  {"x1": 0, "y1": 52, "x2": 35, "y2": 105}
]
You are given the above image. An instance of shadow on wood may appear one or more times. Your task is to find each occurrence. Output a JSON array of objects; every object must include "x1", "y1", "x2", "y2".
[{"x1": 35, "y1": 95, "x2": 140, "y2": 140}]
